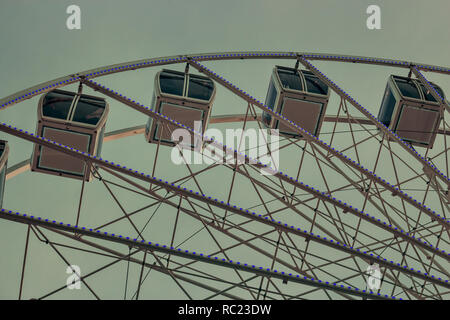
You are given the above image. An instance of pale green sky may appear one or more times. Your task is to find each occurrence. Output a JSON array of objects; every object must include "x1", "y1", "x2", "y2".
[{"x1": 0, "y1": 0, "x2": 449, "y2": 300}]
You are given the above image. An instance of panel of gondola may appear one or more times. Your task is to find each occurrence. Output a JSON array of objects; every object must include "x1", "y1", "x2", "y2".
[
  {"x1": 377, "y1": 75, "x2": 445, "y2": 148},
  {"x1": 262, "y1": 66, "x2": 330, "y2": 138},
  {"x1": 145, "y1": 69, "x2": 216, "y2": 149},
  {"x1": 30, "y1": 89, "x2": 109, "y2": 181}
]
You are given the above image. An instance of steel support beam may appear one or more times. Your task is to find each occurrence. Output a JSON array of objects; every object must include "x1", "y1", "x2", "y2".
[
  {"x1": 0, "y1": 122, "x2": 448, "y2": 282},
  {"x1": 0, "y1": 208, "x2": 392, "y2": 300},
  {"x1": 296, "y1": 56, "x2": 450, "y2": 189},
  {"x1": 1, "y1": 51, "x2": 449, "y2": 111},
  {"x1": 186, "y1": 60, "x2": 449, "y2": 230}
]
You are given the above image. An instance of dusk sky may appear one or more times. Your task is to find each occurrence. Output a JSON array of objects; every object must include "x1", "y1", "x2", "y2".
[{"x1": 0, "y1": 0, "x2": 448, "y2": 300}]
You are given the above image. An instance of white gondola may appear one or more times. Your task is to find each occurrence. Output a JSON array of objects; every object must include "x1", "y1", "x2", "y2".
[
  {"x1": 145, "y1": 69, "x2": 216, "y2": 148},
  {"x1": 31, "y1": 89, "x2": 109, "y2": 180},
  {"x1": 378, "y1": 75, "x2": 445, "y2": 148},
  {"x1": 0, "y1": 140, "x2": 9, "y2": 208},
  {"x1": 262, "y1": 66, "x2": 330, "y2": 138}
]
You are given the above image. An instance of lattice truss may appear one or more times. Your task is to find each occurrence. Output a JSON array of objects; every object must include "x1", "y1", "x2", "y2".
[{"x1": 0, "y1": 52, "x2": 449, "y2": 300}]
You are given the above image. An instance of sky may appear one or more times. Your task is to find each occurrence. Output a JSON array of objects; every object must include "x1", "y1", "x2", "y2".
[{"x1": 0, "y1": 0, "x2": 449, "y2": 300}]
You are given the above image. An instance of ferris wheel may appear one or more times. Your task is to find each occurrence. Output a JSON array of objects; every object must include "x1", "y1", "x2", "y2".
[{"x1": 0, "y1": 51, "x2": 449, "y2": 300}]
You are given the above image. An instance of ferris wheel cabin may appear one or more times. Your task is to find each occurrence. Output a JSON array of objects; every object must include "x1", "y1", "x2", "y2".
[
  {"x1": 262, "y1": 66, "x2": 330, "y2": 138},
  {"x1": 31, "y1": 89, "x2": 109, "y2": 181},
  {"x1": 377, "y1": 75, "x2": 445, "y2": 148},
  {"x1": 0, "y1": 141, "x2": 9, "y2": 208},
  {"x1": 145, "y1": 69, "x2": 216, "y2": 148}
]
